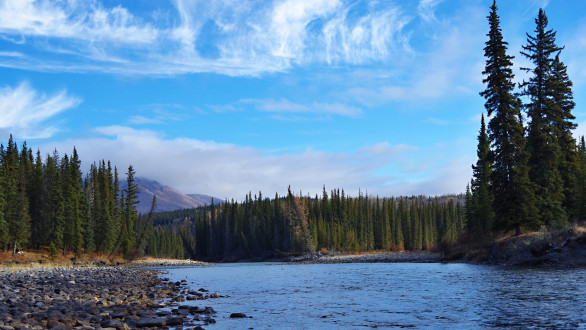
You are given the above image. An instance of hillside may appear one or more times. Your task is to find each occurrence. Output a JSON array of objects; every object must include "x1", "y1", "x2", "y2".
[{"x1": 127, "y1": 177, "x2": 220, "y2": 214}]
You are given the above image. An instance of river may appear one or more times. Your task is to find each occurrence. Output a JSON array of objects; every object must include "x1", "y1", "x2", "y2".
[{"x1": 161, "y1": 263, "x2": 585, "y2": 329}]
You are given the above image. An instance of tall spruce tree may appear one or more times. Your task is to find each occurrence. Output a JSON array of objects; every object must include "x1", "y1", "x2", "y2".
[
  {"x1": 0, "y1": 144, "x2": 7, "y2": 250},
  {"x1": 2, "y1": 137, "x2": 31, "y2": 255},
  {"x1": 470, "y1": 114, "x2": 494, "y2": 233},
  {"x1": 67, "y1": 148, "x2": 85, "y2": 257},
  {"x1": 480, "y1": 1, "x2": 537, "y2": 235},
  {"x1": 121, "y1": 165, "x2": 138, "y2": 254},
  {"x1": 520, "y1": 8, "x2": 567, "y2": 226},
  {"x1": 549, "y1": 55, "x2": 579, "y2": 219}
]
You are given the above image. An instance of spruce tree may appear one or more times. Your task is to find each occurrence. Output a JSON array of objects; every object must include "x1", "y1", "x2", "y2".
[
  {"x1": 549, "y1": 55, "x2": 579, "y2": 219},
  {"x1": 46, "y1": 151, "x2": 65, "y2": 252},
  {"x1": 83, "y1": 172, "x2": 96, "y2": 253},
  {"x1": 121, "y1": 165, "x2": 139, "y2": 254},
  {"x1": 29, "y1": 150, "x2": 47, "y2": 249},
  {"x1": 470, "y1": 114, "x2": 495, "y2": 233},
  {"x1": 2, "y1": 137, "x2": 31, "y2": 255},
  {"x1": 480, "y1": 1, "x2": 537, "y2": 235},
  {"x1": 0, "y1": 144, "x2": 8, "y2": 250},
  {"x1": 521, "y1": 8, "x2": 566, "y2": 226},
  {"x1": 68, "y1": 148, "x2": 85, "y2": 256}
]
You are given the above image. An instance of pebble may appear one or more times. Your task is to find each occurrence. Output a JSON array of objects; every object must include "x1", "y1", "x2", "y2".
[{"x1": 0, "y1": 266, "x2": 219, "y2": 329}]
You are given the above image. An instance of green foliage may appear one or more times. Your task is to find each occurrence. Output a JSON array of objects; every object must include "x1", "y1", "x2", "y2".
[
  {"x1": 120, "y1": 165, "x2": 139, "y2": 255},
  {"x1": 472, "y1": 3, "x2": 581, "y2": 237},
  {"x1": 521, "y1": 8, "x2": 567, "y2": 226},
  {"x1": 469, "y1": 115, "x2": 495, "y2": 233},
  {"x1": 480, "y1": 1, "x2": 537, "y2": 235},
  {"x1": 0, "y1": 136, "x2": 142, "y2": 258},
  {"x1": 144, "y1": 189, "x2": 465, "y2": 259},
  {"x1": 48, "y1": 241, "x2": 59, "y2": 261},
  {"x1": 1, "y1": 137, "x2": 31, "y2": 254}
]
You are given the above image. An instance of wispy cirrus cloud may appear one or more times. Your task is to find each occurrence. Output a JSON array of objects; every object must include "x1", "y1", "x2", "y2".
[
  {"x1": 0, "y1": 0, "x2": 413, "y2": 76},
  {"x1": 343, "y1": 4, "x2": 486, "y2": 106},
  {"x1": 0, "y1": 82, "x2": 81, "y2": 139},
  {"x1": 417, "y1": 0, "x2": 443, "y2": 22},
  {"x1": 0, "y1": 0, "x2": 157, "y2": 44}
]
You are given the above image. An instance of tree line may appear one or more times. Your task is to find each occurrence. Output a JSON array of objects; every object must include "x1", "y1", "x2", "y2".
[
  {"x1": 468, "y1": 2, "x2": 584, "y2": 236},
  {"x1": 144, "y1": 187, "x2": 465, "y2": 260},
  {"x1": 0, "y1": 135, "x2": 146, "y2": 257}
]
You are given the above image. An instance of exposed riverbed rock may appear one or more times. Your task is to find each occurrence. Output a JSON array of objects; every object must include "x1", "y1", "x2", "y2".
[
  {"x1": 288, "y1": 251, "x2": 441, "y2": 264},
  {"x1": 0, "y1": 266, "x2": 219, "y2": 329}
]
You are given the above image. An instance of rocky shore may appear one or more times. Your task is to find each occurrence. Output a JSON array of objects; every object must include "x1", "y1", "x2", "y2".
[
  {"x1": 127, "y1": 258, "x2": 213, "y2": 268},
  {"x1": 0, "y1": 266, "x2": 221, "y2": 329},
  {"x1": 288, "y1": 251, "x2": 441, "y2": 264}
]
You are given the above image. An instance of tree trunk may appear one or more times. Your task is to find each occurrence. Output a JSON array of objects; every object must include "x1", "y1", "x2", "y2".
[
  {"x1": 514, "y1": 224, "x2": 522, "y2": 236},
  {"x1": 12, "y1": 240, "x2": 16, "y2": 257}
]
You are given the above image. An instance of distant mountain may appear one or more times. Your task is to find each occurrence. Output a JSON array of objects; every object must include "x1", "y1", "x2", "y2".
[
  {"x1": 186, "y1": 194, "x2": 221, "y2": 206},
  {"x1": 128, "y1": 177, "x2": 220, "y2": 214}
]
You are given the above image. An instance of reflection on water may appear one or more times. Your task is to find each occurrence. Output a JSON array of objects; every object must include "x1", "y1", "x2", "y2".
[{"x1": 162, "y1": 263, "x2": 586, "y2": 329}]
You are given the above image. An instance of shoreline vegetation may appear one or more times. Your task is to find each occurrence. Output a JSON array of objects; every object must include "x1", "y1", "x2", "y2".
[
  {"x1": 442, "y1": 222, "x2": 586, "y2": 267},
  {"x1": 1, "y1": 221, "x2": 585, "y2": 268}
]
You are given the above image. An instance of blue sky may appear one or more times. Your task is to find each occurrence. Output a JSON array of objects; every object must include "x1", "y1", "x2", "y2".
[{"x1": 1, "y1": 0, "x2": 585, "y2": 200}]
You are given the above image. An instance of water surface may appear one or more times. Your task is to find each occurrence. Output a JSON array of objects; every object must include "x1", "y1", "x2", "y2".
[{"x1": 162, "y1": 263, "x2": 585, "y2": 329}]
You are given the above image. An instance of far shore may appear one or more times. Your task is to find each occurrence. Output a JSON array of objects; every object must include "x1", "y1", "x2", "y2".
[{"x1": 286, "y1": 251, "x2": 442, "y2": 264}]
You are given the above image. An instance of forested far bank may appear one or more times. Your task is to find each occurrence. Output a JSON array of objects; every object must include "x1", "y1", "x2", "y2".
[
  {"x1": 0, "y1": 134, "x2": 466, "y2": 262},
  {"x1": 0, "y1": 135, "x2": 146, "y2": 258},
  {"x1": 144, "y1": 188, "x2": 465, "y2": 260}
]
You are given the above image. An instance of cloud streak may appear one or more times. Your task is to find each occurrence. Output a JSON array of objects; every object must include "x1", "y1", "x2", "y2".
[
  {"x1": 0, "y1": 82, "x2": 81, "y2": 139},
  {"x1": 0, "y1": 0, "x2": 413, "y2": 76},
  {"x1": 246, "y1": 98, "x2": 362, "y2": 117}
]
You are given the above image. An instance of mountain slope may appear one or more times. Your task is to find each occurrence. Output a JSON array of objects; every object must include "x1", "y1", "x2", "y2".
[{"x1": 129, "y1": 177, "x2": 219, "y2": 214}]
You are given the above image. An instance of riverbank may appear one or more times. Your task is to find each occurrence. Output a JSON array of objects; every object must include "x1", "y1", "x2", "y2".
[
  {"x1": 288, "y1": 251, "x2": 441, "y2": 264},
  {"x1": 0, "y1": 266, "x2": 221, "y2": 329},
  {"x1": 442, "y1": 223, "x2": 586, "y2": 267}
]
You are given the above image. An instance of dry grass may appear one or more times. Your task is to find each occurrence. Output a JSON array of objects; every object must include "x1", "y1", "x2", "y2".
[{"x1": 0, "y1": 249, "x2": 127, "y2": 269}]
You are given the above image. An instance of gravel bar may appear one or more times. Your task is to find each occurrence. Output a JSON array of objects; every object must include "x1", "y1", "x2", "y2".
[
  {"x1": 0, "y1": 266, "x2": 220, "y2": 329},
  {"x1": 288, "y1": 251, "x2": 441, "y2": 264}
]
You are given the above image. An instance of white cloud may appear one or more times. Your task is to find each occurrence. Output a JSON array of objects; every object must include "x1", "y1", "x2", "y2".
[
  {"x1": 0, "y1": 0, "x2": 412, "y2": 76},
  {"x1": 128, "y1": 115, "x2": 162, "y2": 125},
  {"x1": 247, "y1": 98, "x2": 362, "y2": 117},
  {"x1": 344, "y1": 5, "x2": 485, "y2": 106},
  {"x1": 44, "y1": 127, "x2": 466, "y2": 200},
  {"x1": 417, "y1": 0, "x2": 443, "y2": 22},
  {"x1": 0, "y1": 82, "x2": 80, "y2": 139},
  {"x1": 0, "y1": 0, "x2": 157, "y2": 44}
]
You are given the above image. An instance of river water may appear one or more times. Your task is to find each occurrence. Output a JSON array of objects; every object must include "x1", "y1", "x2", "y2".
[{"x1": 162, "y1": 263, "x2": 585, "y2": 329}]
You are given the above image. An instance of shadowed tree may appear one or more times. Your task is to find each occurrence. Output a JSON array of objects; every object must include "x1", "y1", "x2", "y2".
[
  {"x1": 480, "y1": 1, "x2": 537, "y2": 235},
  {"x1": 520, "y1": 8, "x2": 566, "y2": 227},
  {"x1": 470, "y1": 114, "x2": 494, "y2": 233}
]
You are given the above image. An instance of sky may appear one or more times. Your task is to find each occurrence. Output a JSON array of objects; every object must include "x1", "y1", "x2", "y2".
[{"x1": 1, "y1": 0, "x2": 585, "y2": 201}]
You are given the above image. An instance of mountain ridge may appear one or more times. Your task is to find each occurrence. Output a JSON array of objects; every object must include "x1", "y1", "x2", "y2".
[{"x1": 127, "y1": 177, "x2": 220, "y2": 214}]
